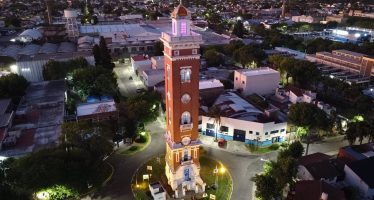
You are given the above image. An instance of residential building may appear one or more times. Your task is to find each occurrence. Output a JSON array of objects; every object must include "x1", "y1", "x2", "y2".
[
  {"x1": 200, "y1": 92, "x2": 287, "y2": 146},
  {"x1": 306, "y1": 49, "x2": 374, "y2": 78},
  {"x1": 198, "y1": 79, "x2": 224, "y2": 106},
  {"x1": 234, "y1": 67, "x2": 280, "y2": 96},
  {"x1": 131, "y1": 55, "x2": 152, "y2": 75},
  {"x1": 0, "y1": 80, "x2": 65, "y2": 158},
  {"x1": 143, "y1": 69, "x2": 165, "y2": 88},
  {"x1": 344, "y1": 157, "x2": 374, "y2": 199},
  {"x1": 0, "y1": 99, "x2": 14, "y2": 151},
  {"x1": 149, "y1": 182, "x2": 166, "y2": 200},
  {"x1": 284, "y1": 85, "x2": 316, "y2": 104},
  {"x1": 297, "y1": 153, "x2": 343, "y2": 184},
  {"x1": 338, "y1": 142, "x2": 374, "y2": 163},
  {"x1": 289, "y1": 180, "x2": 346, "y2": 200},
  {"x1": 151, "y1": 56, "x2": 165, "y2": 69}
]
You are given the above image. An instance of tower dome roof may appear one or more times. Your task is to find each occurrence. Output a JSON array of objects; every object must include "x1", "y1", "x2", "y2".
[{"x1": 171, "y1": 4, "x2": 189, "y2": 18}]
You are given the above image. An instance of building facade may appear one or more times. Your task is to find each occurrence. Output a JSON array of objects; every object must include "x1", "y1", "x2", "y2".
[
  {"x1": 200, "y1": 92, "x2": 287, "y2": 146},
  {"x1": 234, "y1": 67, "x2": 280, "y2": 96},
  {"x1": 160, "y1": 3, "x2": 205, "y2": 197}
]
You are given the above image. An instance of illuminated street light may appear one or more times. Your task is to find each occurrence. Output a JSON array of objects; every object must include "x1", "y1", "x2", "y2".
[
  {"x1": 219, "y1": 166, "x2": 226, "y2": 174},
  {"x1": 140, "y1": 131, "x2": 146, "y2": 136}
]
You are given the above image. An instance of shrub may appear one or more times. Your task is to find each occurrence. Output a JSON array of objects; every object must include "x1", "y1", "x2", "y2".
[{"x1": 269, "y1": 143, "x2": 280, "y2": 150}]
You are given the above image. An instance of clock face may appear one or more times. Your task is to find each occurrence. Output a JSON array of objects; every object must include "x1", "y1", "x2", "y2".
[
  {"x1": 181, "y1": 136, "x2": 191, "y2": 146},
  {"x1": 181, "y1": 94, "x2": 191, "y2": 104}
]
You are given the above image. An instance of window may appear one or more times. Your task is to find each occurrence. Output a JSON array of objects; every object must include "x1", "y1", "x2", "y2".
[
  {"x1": 265, "y1": 132, "x2": 268, "y2": 135},
  {"x1": 183, "y1": 149, "x2": 189, "y2": 161},
  {"x1": 192, "y1": 49, "x2": 198, "y2": 55},
  {"x1": 235, "y1": 77, "x2": 238, "y2": 80},
  {"x1": 181, "y1": 111, "x2": 191, "y2": 124},
  {"x1": 256, "y1": 132, "x2": 259, "y2": 135},
  {"x1": 280, "y1": 129, "x2": 285, "y2": 132},
  {"x1": 194, "y1": 148, "x2": 197, "y2": 158},
  {"x1": 180, "y1": 68, "x2": 191, "y2": 83},
  {"x1": 181, "y1": 21, "x2": 187, "y2": 35},
  {"x1": 249, "y1": 131, "x2": 253, "y2": 134},
  {"x1": 172, "y1": 22, "x2": 176, "y2": 34},
  {"x1": 174, "y1": 50, "x2": 180, "y2": 56},
  {"x1": 242, "y1": 81, "x2": 245, "y2": 84},
  {"x1": 220, "y1": 126, "x2": 229, "y2": 133},
  {"x1": 176, "y1": 151, "x2": 179, "y2": 162},
  {"x1": 207, "y1": 123, "x2": 215, "y2": 129},
  {"x1": 271, "y1": 130, "x2": 279, "y2": 134}
]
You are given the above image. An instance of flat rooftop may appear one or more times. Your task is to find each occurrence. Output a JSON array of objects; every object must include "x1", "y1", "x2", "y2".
[
  {"x1": 333, "y1": 49, "x2": 367, "y2": 58},
  {"x1": 199, "y1": 79, "x2": 224, "y2": 90},
  {"x1": 237, "y1": 67, "x2": 279, "y2": 76}
]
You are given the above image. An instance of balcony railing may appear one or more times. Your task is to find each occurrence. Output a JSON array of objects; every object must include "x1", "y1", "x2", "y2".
[
  {"x1": 181, "y1": 157, "x2": 193, "y2": 165},
  {"x1": 180, "y1": 123, "x2": 193, "y2": 132}
]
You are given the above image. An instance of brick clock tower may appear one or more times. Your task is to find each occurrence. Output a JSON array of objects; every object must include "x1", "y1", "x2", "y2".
[{"x1": 160, "y1": 2, "x2": 206, "y2": 197}]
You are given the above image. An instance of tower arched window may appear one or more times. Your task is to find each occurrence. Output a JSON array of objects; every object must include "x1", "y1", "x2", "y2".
[
  {"x1": 181, "y1": 111, "x2": 191, "y2": 125},
  {"x1": 180, "y1": 68, "x2": 191, "y2": 83}
]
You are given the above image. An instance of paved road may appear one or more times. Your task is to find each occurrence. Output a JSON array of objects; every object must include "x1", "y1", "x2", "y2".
[
  {"x1": 89, "y1": 62, "x2": 352, "y2": 200},
  {"x1": 87, "y1": 116, "x2": 350, "y2": 200},
  {"x1": 113, "y1": 62, "x2": 145, "y2": 97}
]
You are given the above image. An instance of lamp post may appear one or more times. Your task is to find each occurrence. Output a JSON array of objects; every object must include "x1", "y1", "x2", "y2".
[{"x1": 213, "y1": 165, "x2": 218, "y2": 189}]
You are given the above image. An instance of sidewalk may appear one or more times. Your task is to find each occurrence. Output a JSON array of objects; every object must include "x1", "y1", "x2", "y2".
[{"x1": 199, "y1": 135, "x2": 254, "y2": 155}]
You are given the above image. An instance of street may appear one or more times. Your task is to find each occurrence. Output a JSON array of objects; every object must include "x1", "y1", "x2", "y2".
[
  {"x1": 87, "y1": 62, "x2": 352, "y2": 200},
  {"x1": 86, "y1": 115, "x2": 350, "y2": 200}
]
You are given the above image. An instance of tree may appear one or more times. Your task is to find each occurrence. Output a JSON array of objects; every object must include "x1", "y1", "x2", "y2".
[
  {"x1": 223, "y1": 40, "x2": 244, "y2": 55},
  {"x1": 203, "y1": 49, "x2": 224, "y2": 67},
  {"x1": 279, "y1": 141, "x2": 304, "y2": 159},
  {"x1": 232, "y1": 20, "x2": 245, "y2": 38},
  {"x1": 207, "y1": 106, "x2": 223, "y2": 141},
  {"x1": 233, "y1": 45, "x2": 265, "y2": 68},
  {"x1": 71, "y1": 67, "x2": 118, "y2": 99},
  {"x1": 93, "y1": 44, "x2": 102, "y2": 66},
  {"x1": 288, "y1": 103, "x2": 330, "y2": 155},
  {"x1": 43, "y1": 58, "x2": 89, "y2": 80},
  {"x1": 252, "y1": 174, "x2": 281, "y2": 200},
  {"x1": 99, "y1": 36, "x2": 113, "y2": 70},
  {"x1": 0, "y1": 73, "x2": 29, "y2": 103},
  {"x1": 153, "y1": 41, "x2": 164, "y2": 56}
]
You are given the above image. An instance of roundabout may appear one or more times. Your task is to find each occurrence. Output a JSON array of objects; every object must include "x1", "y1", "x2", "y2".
[{"x1": 131, "y1": 152, "x2": 233, "y2": 200}]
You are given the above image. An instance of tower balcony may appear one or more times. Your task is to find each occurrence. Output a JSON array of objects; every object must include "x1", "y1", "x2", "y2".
[
  {"x1": 180, "y1": 123, "x2": 193, "y2": 132},
  {"x1": 181, "y1": 157, "x2": 193, "y2": 165},
  {"x1": 161, "y1": 32, "x2": 203, "y2": 44}
]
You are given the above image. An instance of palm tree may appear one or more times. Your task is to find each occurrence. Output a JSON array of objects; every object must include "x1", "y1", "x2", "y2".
[{"x1": 207, "y1": 105, "x2": 222, "y2": 142}]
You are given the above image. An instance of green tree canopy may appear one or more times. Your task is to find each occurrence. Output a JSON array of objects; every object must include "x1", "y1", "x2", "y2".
[
  {"x1": 43, "y1": 58, "x2": 89, "y2": 80},
  {"x1": 233, "y1": 45, "x2": 266, "y2": 68},
  {"x1": 288, "y1": 103, "x2": 330, "y2": 130},
  {"x1": 203, "y1": 49, "x2": 224, "y2": 67},
  {"x1": 0, "y1": 73, "x2": 29, "y2": 103},
  {"x1": 232, "y1": 20, "x2": 245, "y2": 38}
]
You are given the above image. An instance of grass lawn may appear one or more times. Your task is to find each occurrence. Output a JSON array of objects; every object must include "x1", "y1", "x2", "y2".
[
  {"x1": 119, "y1": 132, "x2": 151, "y2": 156},
  {"x1": 132, "y1": 153, "x2": 232, "y2": 200}
]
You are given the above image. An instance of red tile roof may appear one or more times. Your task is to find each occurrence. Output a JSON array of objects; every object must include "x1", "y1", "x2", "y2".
[
  {"x1": 293, "y1": 180, "x2": 346, "y2": 200},
  {"x1": 131, "y1": 55, "x2": 148, "y2": 61}
]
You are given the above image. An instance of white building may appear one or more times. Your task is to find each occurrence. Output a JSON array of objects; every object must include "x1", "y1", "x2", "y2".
[
  {"x1": 15, "y1": 51, "x2": 94, "y2": 82},
  {"x1": 142, "y1": 69, "x2": 164, "y2": 88},
  {"x1": 234, "y1": 67, "x2": 280, "y2": 96},
  {"x1": 284, "y1": 86, "x2": 316, "y2": 104},
  {"x1": 200, "y1": 92, "x2": 287, "y2": 146},
  {"x1": 130, "y1": 55, "x2": 152, "y2": 75},
  {"x1": 149, "y1": 182, "x2": 166, "y2": 200},
  {"x1": 151, "y1": 56, "x2": 164, "y2": 69},
  {"x1": 344, "y1": 157, "x2": 374, "y2": 199}
]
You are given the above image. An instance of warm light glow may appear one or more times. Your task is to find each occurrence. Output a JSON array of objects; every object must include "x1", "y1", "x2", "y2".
[
  {"x1": 36, "y1": 191, "x2": 49, "y2": 200},
  {"x1": 140, "y1": 131, "x2": 146, "y2": 136},
  {"x1": 219, "y1": 166, "x2": 226, "y2": 174}
]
